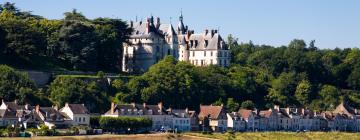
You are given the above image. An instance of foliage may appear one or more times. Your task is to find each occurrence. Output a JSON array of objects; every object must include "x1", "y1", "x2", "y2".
[
  {"x1": 99, "y1": 116, "x2": 152, "y2": 133},
  {"x1": 241, "y1": 100, "x2": 255, "y2": 110},
  {"x1": 48, "y1": 76, "x2": 110, "y2": 113}
]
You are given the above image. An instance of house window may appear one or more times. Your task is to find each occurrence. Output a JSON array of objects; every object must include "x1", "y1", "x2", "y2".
[
  {"x1": 168, "y1": 49, "x2": 171, "y2": 55},
  {"x1": 204, "y1": 51, "x2": 206, "y2": 57},
  {"x1": 193, "y1": 51, "x2": 195, "y2": 57},
  {"x1": 211, "y1": 51, "x2": 213, "y2": 56}
]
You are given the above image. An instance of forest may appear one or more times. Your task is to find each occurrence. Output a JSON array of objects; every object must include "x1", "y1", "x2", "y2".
[{"x1": 1, "y1": 2, "x2": 360, "y2": 113}]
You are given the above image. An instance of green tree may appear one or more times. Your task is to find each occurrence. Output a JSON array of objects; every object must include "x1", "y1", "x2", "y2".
[
  {"x1": 49, "y1": 76, "x2": 110, "y2": 113},
  {"x1": 241, "y1": 100, "x2": 255, "y2": 110},
  {"x1": 58, "y1": 20, "x2": 97, "y2": 71},
  {"x1": 0, "y1": 10, "x2": 46, "y2": 57},
  {"x1": 295, "y1": 79, "x2": 312, "y2": 106},
  {"x1": 316, "y1": 85, "x2": 342, "y2": 111},
  {"x1": 0, "y1": 65, "x2": 41, "y2": 104},
  {"x1": 267, "y1": 72, "x2": 299, "y2": 106},
  {"x1": 226, "y1": 98, "x2": 239, "y2": 112}
]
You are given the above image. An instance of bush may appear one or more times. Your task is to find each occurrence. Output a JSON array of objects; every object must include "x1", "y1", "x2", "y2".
[{"x1": 99, "y1": 116, "x2": 152, "y2": 133}]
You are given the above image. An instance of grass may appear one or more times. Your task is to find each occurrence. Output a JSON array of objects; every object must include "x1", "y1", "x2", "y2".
[
  {"x1": 184, "y1": 132, "x2": 360, "y2": 140},
  {"x1": 0, "y1": 133, "x2": 212, "y2": 140}
]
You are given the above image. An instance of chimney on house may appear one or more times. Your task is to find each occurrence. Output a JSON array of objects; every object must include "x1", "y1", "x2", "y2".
[
  {"x1": 130, "y1": 20, "x2": 133, "y2": 28},
  {"x1": 52, "y1": 105, "x2": 58, "y2": 111},
  {"x1": 204, "y1": 29, "x2": 209, "y2": 36},
  {"x1": 156, "y1": 17, "x2": 160, "y2": 29},
  {"x1": 143, "y1": 103, "x2": 147, "y2": 108},
  {"x1": 286, "y1": 107, "x2": 290, "y2": 115},
  {"x1": 111, "y1": 102, "x2": 116, "y2": 114},
  {"x1": 185, "y1": 108, "x2": 189, "y2": 113},
  {"x1": 211, "y1": 30, "x2": 215, "y2": 37},
  {"x1": 158, "y1": 102, "x2": 163, "y2": 110},
  {"x1": 214, "y1": 30, "x2": 218, "y2": 34},
  {"x1": 35, "y1": 105, "x2": 40, "y2": 114},
  {"x1": 274, "y1": 105, "x2": 280, "y2": 111},
  {"x1": 14, "y1": 99, "x2": 18, "y2": 105},
  {"x1": 301, "y1": 108, "x2": 305, "y2": 115},
  {"x1": 146, "y1": 18, "x2": 151, "y2": 33},
  {"x1": 168, "y1": 107, "x2": 172, "y2": 113},
  {"x1": 220, "y1": 103, "x2": 224, "y2": 107},
  {"x1": 65, "y1": 102, "x2": 69, "y2": 108},
  {"x1": 131, "y1": 102, "x2": 136, "y2": 108}
]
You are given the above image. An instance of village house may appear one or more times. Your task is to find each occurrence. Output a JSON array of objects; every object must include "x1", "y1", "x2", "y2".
[
  {"x1": 227, "y1": 112, "x2": 246, "y2": 131},
  {"x1": 198, "y1": 105, "x2": 227, "y2": 132},
  {"x1": 167, "y1": 108, "x2": 198, "y2": 132},
  {"x1": 259, "y1": 107, "x2": 279, "y2": 131},
  {"x1": 59, "y1": 103, "x2": 90, "y2": 126},
  {"x1": 0, "y1": 100, "x2": 34, "y2": 128},
  {"x1": 238, "y1": 109, "x2": 261, "y2": 131},
  {"x1": 103, "y1": 102, "x2": 173, "y2": 130},
  {"x1": 34, "y1": 105, "x2": 69, "y2": 129}
]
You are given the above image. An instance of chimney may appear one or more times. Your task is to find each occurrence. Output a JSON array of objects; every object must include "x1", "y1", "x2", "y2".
[
  {"x1": 111, "y1": 102, "x2": 115, "y2": 114},
  {"x1": 211, "y1": 30, "x2": 215, "y2": 37},
  {"x1": 156, "y1": 17, "x2": 160, "y2": 28},
  {"x1": 220, "y1": 103, "x2": 224, "y2": 107},
  {"x1": 130, "y1": 21, "x2": 133, "y2": 28},
  {"x1": 286, "y1": 107, "x2": 290, "y2": 114},
  {"x1": 185, "y1": 108, "x2": 189, "y2": 113},
  {"x1": 274, "y1": 105, "x2": 280, "y2": 111},
  {"x1": 143, "y1": 103, "x2": 147, "y2": 108},
  {"x1": 65, "y1": 102, "x2": 69, "y2": 108},
  {"x1": 169, "y1": 107, "x2": 172, "y2": 113},
  {"x1": 35, "y1": 105, "x2": 40, "y2": 114},
  {"x1": 52, "y1": 105, "x2": 58, "y2": 111},
  {"x1": 146, "y1": 18, "x2": 151, "y2": 33},
  {"x1": 131, "y1": 102, "x2": 136, "y2": 108},
  {"x1": 158, "y1": 102, "x2": 163, "y2": 110},
  {"x1": 204, "y1": 29, "x2": 209, "y2": 35},
  {"x1": 14, "y1": 99, "x2": 18, "y2": 105},
  {"x1": 214, "y1": 30, "x2": 218, "y2": 34},
  {"x1": 301, "y1": 108, "x2": 305, "y2": 115}
]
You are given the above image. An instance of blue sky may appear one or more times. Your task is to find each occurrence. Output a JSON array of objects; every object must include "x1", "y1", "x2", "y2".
[{"x1": 3, "y1": 0, "x2": 360, "y2": 49}]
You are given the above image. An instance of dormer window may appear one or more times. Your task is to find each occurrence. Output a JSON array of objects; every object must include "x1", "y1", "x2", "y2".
[{"x1": 205, "y1": 40, "x2": 208, "y2": 47}]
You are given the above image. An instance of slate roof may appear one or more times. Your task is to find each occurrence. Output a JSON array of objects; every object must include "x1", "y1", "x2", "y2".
[
  {"x1": 104, "y1": 103, "x2": 168, "y2": 116},
  {"x1": 67, "y1": 104, "x2": 89, "y2": 114},
  {"x1": 37, "y1": 107, "x2": 68, "y2": 121},
  {"x1": 169, "y1": 109, "x2": 196, "y2": 118}
]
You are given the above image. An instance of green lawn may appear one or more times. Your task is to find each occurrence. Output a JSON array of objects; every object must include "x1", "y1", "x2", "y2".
[{"x1": 185, "y1": 132, "x2": 360, "y2": 140}]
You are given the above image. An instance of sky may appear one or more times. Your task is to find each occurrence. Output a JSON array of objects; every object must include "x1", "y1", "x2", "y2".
[{"x1": 2, "y1": 0, "x2": 360, "y2": 49}]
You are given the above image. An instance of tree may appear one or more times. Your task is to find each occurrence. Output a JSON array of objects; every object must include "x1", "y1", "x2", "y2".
[
  {"x1": 226, "y1": 98, "x2": 239, "y2": 112},
  {"x1": 347, "y1": 65, "x2": 360, "y2": 90},
  {"x1": 0, "y1": 25, "x2": 6, "y2": 53},
  {"x1": 49, "y1": 76, "x2": 110, "y2": 113},
  {"x1": 241, "y1": 100, "x2": 255, "y2": 110},
  {"x1": 93, "y1": 18, "x2": 132, "y2": 72},
  {"x1": 0, "y1": 10, "x2": 46, "y2": 57},
  {"x1": 0, "y1": 65, "x2": 40, "y2": 104},
  {"x1": 316, "y1": 85, "x2": 342, "y2": 111},
  {"x1": 63, "y1": 9, "x2": 87, "y2": 21},
  {"x1": 295, "y1": 79, "x2": 312, "y2": 106},
  {"x1": 58, "y1": 20, "x2": 97, "y2": 71},
  {"x1": 267, "y1": 72, "x2": 299, "y2": 106}
]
